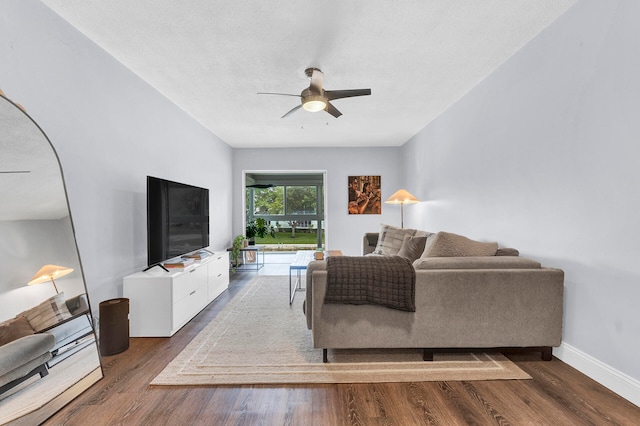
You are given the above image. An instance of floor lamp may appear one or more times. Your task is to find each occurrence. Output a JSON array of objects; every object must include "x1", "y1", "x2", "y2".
[
  {"x1": 384, "y1": 189, "x2": 419, "y2": 228},
  {"x1": 27, "y1": 264, "x2": 74, "y2": 294}
]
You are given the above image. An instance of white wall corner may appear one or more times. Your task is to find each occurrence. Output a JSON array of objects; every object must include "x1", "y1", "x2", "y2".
[{"x1": 555, "y1": 343, "x2": 640, "y2": 408}]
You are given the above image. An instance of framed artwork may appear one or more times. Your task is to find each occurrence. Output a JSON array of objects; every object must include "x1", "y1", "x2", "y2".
[{"x1": 348, "y1": 175, "x2": 381, "y2": 214}]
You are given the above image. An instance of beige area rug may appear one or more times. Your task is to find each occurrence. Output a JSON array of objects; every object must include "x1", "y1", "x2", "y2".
[{"x1": 151, "y1": 276, "x2": 530, "y2": 385}]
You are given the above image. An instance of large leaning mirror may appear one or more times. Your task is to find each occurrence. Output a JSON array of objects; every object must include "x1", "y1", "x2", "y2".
[{"x1": 0, "y1": 92, "x2": 103, "y2": 424}]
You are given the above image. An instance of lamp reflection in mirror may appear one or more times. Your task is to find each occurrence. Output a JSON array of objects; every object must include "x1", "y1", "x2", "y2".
[
  {"x1": 28, "y1": 264, "x2": 73, "y2": 294},
  {"x1": 384, "y1": 189, "x2": 420, "y2": 228}
]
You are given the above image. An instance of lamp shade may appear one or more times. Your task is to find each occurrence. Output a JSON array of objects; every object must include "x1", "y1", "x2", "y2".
[
  {"x1": 384, "y1": 189, "x2": 419, "y2": 205},
  {"x1": 28, "y1": 264, "x2": 74, "y2": 286}
]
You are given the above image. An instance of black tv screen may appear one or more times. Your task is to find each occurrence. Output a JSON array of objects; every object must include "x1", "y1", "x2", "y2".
[{"x1": 147, "y1": 176, "x2": 209, "y2": 266}]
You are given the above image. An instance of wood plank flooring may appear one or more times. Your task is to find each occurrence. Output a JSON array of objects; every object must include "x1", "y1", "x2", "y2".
[{"x1": 47, "y1": 273, "x2": 640, "y2": 425}]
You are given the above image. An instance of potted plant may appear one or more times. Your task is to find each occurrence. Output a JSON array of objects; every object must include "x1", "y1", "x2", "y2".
[
  {"x1": 245, "y1": 218, "x2": 275, "y2": 244},
  {"x1": 230, "y1": 235, "x2": 245, "y2": 271}
]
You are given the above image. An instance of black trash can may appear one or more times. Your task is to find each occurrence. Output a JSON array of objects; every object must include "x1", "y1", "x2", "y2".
[{"x1": 99, "y1": 298, "x2": 129, "y2": 356}]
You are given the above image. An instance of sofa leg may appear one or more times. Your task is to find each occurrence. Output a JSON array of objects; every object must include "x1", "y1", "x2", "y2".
[
  {"x1": 423, "y1": 349, "x2": 433, "y2": 361},
  {"x1": 36, "y1": 363, "x2": 49, "y2": 378},
  {"x1": 323, "y1": 349, "x2": 328, "y2": 363},
  {"x1": 541, "y1": 346, "x2": 553, "y2": 361},
  {"x1": 0, "y1": 363, "x2": 49, "y2": 396}
]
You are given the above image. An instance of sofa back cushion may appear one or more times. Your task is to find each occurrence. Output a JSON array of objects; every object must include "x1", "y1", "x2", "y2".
[
  {"x1": 413, "y1": 256, "x2": 541, "y2": 270},
  {"x1": 422, "y1": 231, "x2": 498, "y2": 258}
]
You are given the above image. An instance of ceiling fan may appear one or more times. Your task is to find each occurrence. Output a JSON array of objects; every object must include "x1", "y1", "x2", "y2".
[
  {"x1": 258, "y1": 68, "x2": 371, "y2": 118},
  {"x1": 246, "y1": 183, "x2": 274, "y2": 188}
]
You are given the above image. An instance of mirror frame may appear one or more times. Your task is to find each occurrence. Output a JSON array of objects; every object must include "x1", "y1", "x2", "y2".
[{"x1": 0, "y1": 92, "x2": 103, "y2": 424}]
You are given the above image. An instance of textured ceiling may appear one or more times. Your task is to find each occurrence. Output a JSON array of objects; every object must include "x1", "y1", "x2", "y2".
[{"x1": 42, "y1": 0, "x2": 576, "y2": 148}]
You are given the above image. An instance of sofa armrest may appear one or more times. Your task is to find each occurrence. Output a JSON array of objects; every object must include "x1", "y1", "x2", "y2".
[
  {"x1": 0, "y1": 334, "x2": 54, "y2": 376},
  {"x1": 363, "y1": 233, "x2": 379, "y2": 255},
  {"x1": 65, "y1": 293, "x2": 89, "y2": 316},
  {"x1": 305, "y1": 261, "x2": 326, "y2": 330}
]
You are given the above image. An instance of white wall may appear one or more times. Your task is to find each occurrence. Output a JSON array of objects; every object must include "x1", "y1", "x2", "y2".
[
  {"x1": 402, "y1": 0, "x2": 640, "y2": 404},
  {"x1": 0, "y1": 1, "x2": 233, "y2": 310},
  {"x1": 233, "y1": 147, "x2": 403, "y2": 256}
]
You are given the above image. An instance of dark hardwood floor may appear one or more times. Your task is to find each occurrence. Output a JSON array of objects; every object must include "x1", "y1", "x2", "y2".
[{"x1": 47, "y1": 273, "x2": 639, "y2": 425}]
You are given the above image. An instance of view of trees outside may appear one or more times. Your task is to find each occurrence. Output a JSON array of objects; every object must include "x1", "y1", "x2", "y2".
[
  {"x1": 250, "y1": 186, "x2": 284, "y2": 215},
  {"x1": 247, "y1": 185, "x2": 324, "y2": 245},
  {"x1": 250, "y1": 186, "x2": 317, "y2": 216},
  {"x1": 285, "y1": 186, "x2": 317, "y2": 214}
]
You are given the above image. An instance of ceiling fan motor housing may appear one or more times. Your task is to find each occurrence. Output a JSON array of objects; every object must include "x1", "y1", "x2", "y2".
[
  {"x1": 301, "y1": 85, "x2": 327, "y2": 111},
  {"x1": 305, "y1": 67, "x2": 321, "y2": 78}
]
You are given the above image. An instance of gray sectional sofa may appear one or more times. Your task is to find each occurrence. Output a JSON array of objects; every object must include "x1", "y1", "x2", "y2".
[
  {"x1": 0, "y1": 293, "x2": 92, "y2": 394},
  {"x1": 305, "y1": 226, "x2": 564, "y2": 362}
]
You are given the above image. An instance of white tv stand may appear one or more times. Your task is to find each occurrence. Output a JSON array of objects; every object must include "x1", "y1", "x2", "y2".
[{"x1": 123, "y1": 251, "x2": 229, "y2": 337}]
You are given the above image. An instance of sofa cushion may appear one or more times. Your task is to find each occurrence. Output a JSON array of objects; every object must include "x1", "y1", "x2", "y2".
[
  {"x1": 21, "y1": 292, "x2": 73, "y2": 332},
  {"x1": 422, "y1": 231, "x2": 498, "y2": 258},
  {"x1": 373, "y1": 224, "x2": 432, "y2": 256},
  {"x1": 0, "y1": 316, "x2": 35, "y2": 346},
  {"x1": 396, "y1": 234, "x2": 429, "y2": 262},
  {"x1": 413, "y1": 256, "x2": 541, "y2": 270}
]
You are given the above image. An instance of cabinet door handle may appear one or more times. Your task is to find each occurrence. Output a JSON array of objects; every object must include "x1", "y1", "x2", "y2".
[
  {"x1": 189, "y1": 269, "x2": 196, "y2": 273},
  {"x1": 217, "y1": 273, "x2": 222, "y2": 277},
  {"x1": 190, "y1": 290, "x2": 196, "y2": 296}
]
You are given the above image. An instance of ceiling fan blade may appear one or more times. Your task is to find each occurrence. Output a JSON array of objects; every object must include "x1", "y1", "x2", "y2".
[
  {"x1": 308, "y1": 68, "x2": 324, "y2": 94},
  {"x1": 325, "y1": 102, "x2": 342, "y2": 118},
  {"x1": 257, "y1": 92, "x2": 301, "y2": 97},
  {"x1": 325, "y1": 89, "x2": 371, "y2": 101},
  {"x1": 246, "y1": 184, "x2": 274, "y2": 188},
  {"x1": 281, "y1": 104, "x2": 303, "y2": 118}
]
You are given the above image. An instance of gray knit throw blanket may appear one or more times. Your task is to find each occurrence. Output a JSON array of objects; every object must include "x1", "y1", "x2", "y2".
[{"x1": 324, "y1": 256, "x2": 416, "y2": 312}]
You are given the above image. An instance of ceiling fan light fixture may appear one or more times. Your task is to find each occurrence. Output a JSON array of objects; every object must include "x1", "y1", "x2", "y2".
[
  {"x1": 258, "y1": 68, "x2": 370, "y2": 118},
  {"x1": 302, "y1": 95, "x2": 327, "y2": 112}
]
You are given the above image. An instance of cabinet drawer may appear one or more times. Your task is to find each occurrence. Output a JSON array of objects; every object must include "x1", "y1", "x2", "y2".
[
  {"x1": 209, "y1": 254, "x2": 228, "y2": 276},
  {"x1": 173, "y1": 266, "x2": 207, "y2": 301},
  {"x1": 173, "y1": 283, "x2": 207, "y2": 329}
]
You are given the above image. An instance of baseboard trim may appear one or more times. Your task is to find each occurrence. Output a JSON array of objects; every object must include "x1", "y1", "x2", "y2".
[{"x1": 555, "y1": 342, "x2": 640, "y2": 407}]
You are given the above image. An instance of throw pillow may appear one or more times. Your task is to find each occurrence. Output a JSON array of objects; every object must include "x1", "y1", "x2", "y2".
[
  {"x1": 396, "y1": 234, "x2": 428, "y2": 262},
  {"x1": 423, "y1": 231, "x2": 498, "y2": 257},
  {"x1": 373, "y1": 224, "x2": 418, "y2": 256},
  {"x1": 0, "y1": 316, "x2": 35, "y2": 346},
  {"x1": 21, "y1": 292, "x2": 72, "y2": 332}
]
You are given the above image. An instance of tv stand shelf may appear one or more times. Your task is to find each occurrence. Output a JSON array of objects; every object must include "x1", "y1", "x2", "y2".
[{"x1": 123, "y1": 251, "x2": 229, "y2": 337}]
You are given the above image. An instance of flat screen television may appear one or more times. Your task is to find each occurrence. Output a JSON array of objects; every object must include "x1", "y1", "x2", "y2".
[{"x1": 147, "y1": 176, "x2": 209, "y2": 266}]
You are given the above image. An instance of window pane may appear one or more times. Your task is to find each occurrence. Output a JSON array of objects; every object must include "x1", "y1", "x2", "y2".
[
  {"x1": 252, "y1": 186, "x2": 284, "y2": 215},
  {"x1": 285, "y1": 186, "x2": 317, "y2": 215}
]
